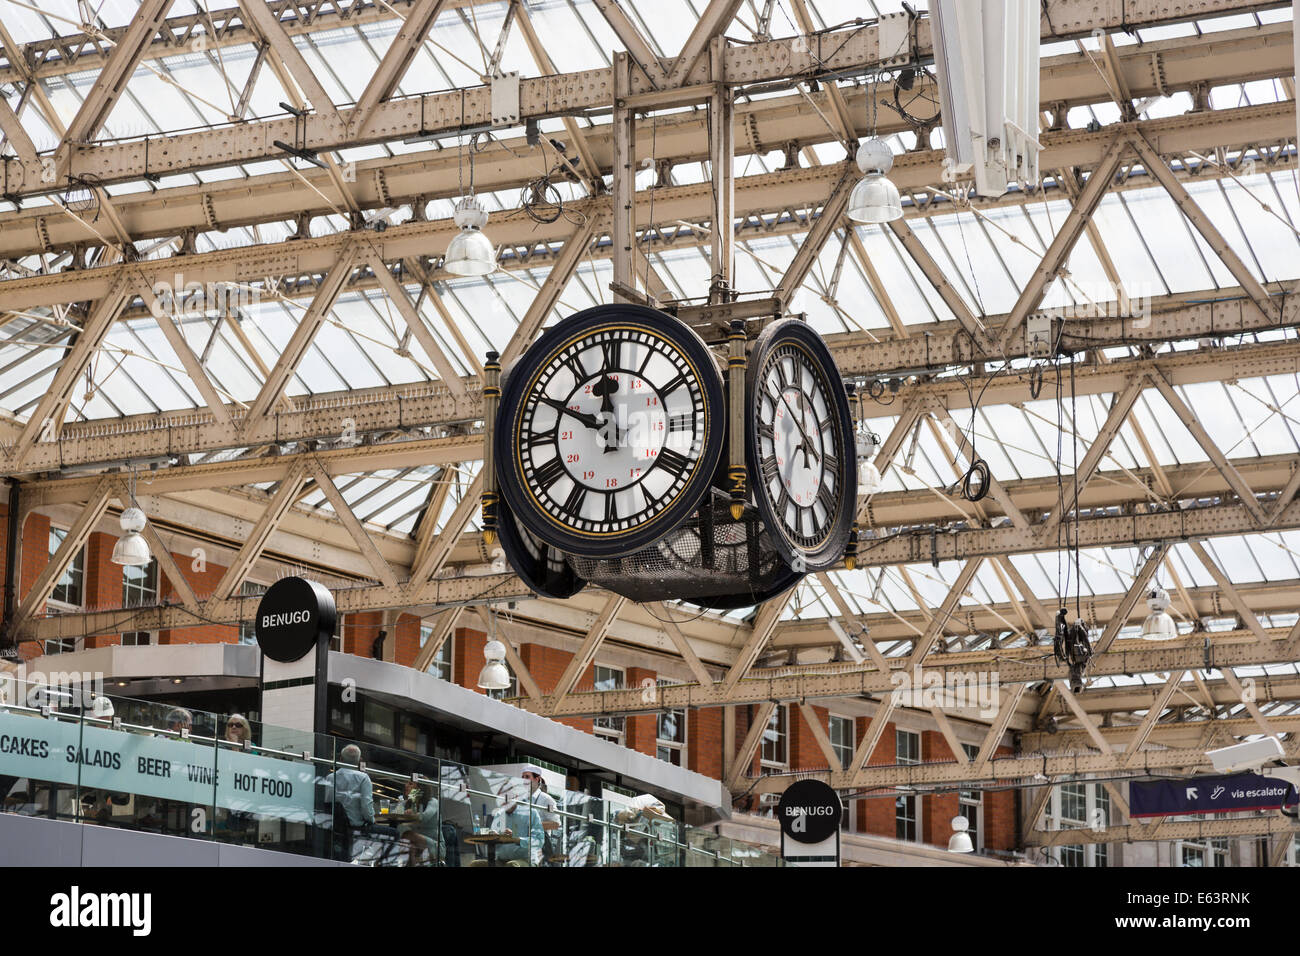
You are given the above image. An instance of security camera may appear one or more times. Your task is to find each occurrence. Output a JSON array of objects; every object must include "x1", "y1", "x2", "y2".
[{"x1": 1206, "y1": 737, "x2": 1285, "y2": 774}]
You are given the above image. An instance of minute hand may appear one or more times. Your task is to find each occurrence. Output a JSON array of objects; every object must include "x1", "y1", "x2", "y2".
[{"x1": 539, "y1": 395, "x2": 605, "y2": 431}]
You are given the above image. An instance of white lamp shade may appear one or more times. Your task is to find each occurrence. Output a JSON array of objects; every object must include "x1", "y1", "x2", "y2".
[
  {"x1": 1140, "y1": 610, "x2": 1178, "y2": 640},
  {"x1": 858, "y1": 460, "x2": 883, "y2": 496},
  {"x1": 847, "y1": 173, "x2": 903, "y2": 223},
  {"x1": 119, "y1": 506, "x2": 147, "y2": 533},
  {"x1": 444, "y1": 227, "x2": 496, "y2": 276},
  {"x1": 111, "y1": 531, "x2": 152, "y2": 566},
  {"x1": 948, "y1": 815, "x2": 973, "y2": 853},
  {"x1": 482, "y1": 638, "x2": 507, "y2": 662},
  {"x1": 855, "y1": 137, "x2": 895, "y2": 175},
  {"x1": 477, "y1": 659, "x2": 512, "y2": 690}
]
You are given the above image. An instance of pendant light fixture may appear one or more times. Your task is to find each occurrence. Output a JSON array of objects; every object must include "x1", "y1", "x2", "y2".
[
  {"x1": 477, "y1": 608, "x2": 513, "y2": 690},
  {"x1": 112, "y1": 470, "x2": 152, "y2": 567},
  {"x1": 848, "y1": 137, "x2": 903, "y2": 224},
  {"x1": 855, "y1": 392, "x2": 884, "y2": 495},
  {"x1": 444, "y1": 134, "x2": 496, "y2": 276},
  {"x1": 1139, "y1": 585, "x2": 1177, "y2": 640},
  {"x1": 947, "y1": 815, "x2": 974, "y2": 853},
  {"x1": 847, "y1": 72, "x2": 903, "y2": 224}
]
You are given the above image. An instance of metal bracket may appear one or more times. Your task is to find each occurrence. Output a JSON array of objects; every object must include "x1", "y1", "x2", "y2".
[
  {"x1": 491, "y1": 72, "x2": 521, "y2": 127},
  {"x1": 1026, "y1": 313, "x2": 1053, "y2": 357}
]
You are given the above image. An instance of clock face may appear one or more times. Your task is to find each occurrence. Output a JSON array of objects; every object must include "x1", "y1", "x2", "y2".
[
  {"x1": 495, "y1": 305, "x2": 725, "y2": 558},
  {"x1": 495, "y1": 498, "x2": 586, "y2": 599},
  {"x1": 745, "y1": 320, "x2": 856, "y2": 571}
]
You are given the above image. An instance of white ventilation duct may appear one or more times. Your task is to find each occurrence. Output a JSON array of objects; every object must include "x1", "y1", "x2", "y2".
[{"x1": 930, "y1": 0, "x2": 1041, "y2": 198}]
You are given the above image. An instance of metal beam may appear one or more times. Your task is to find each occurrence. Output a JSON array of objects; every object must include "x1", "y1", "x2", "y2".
[
  {"x1": 545, "y1": 594, "x2": 626, "y2": 713},
  {"x1": 2, "y1": 96, "x2": 1293, "y2": 308},
  {"x1": 1092, "y1": 543, "x2": 1168, "y2": 655},
  {"x1": 62, "y1": 0, "x2": 174, "y2": 148},
  {"x1": 0, "y1": 94, "x2": 39, "y2": 164},
  {"x1": 136, "y1": 281, "x2": 237, "y2": 426},
  {"x1": 797, "y1": 702, "x2": 842, "y2": 772},
  {"x1": 772, "y1": 165, "x2": 856, "y2": 307},
  {"x1": 209, "y1": 462, "x2": 308, "y2": 601},
  {"x1": 6, "y1": 291, "x2": 1297, "y2": 479},
  {"x1": 887, "y1": 219, "x2": 997, "y2": 352},
  {"x1": 662, "y1": 0, "x2": 742, "y2": 89},
  {"x1": 1130, "y1": 129, "x2": 1281, "y2": 323},
  {"x1": 500, "y1": 215, "x2": 600, "y2": 365},
  {"x1": 1042, "y1": 374, "x2": 1148, "y2": 535},
  {"x1": 234, "y1": 0, "x2": 336, "y2": 112},
  {"x1": 590, "y1": 0, "x2": 666, "y2": 87},
  {"x1": 411, "y1": 606, "x2": 460, "y2": 673},
  {"x1": 1027, "y1": 813, "x2": 1298, "y2": 848},
  {"x1": 303, "y1": 458, "x2": 400, "y2": 589},
  {"x1": 1188, "y1": 540, "x2": 1272, "y2": 645},
  {"x1": 243, "y1": 243, "x2": 359, "y2": 424},
  {"x1": 1150, "y1": 368, "x2": 1269, "y2": 525},
  {"x1": 365, "y1": 254, "x2": 468, "y2": 397},
  {"x1": 14, "y1": 477, "x2": 115, "y2": 627},
  {"x1": 517, "y1": 625, "x2": 1300, "y2": 719},
  {"x1": 1121, "y1": 669, "x2": 1186, "y2": 767},
  {"x1": 0, "y1": 12, "x2": 1288, "y2": 202},
  {"x1": 9, "y1": 276, "x2": 134, "y2": 467},
  {"x1": 997, "y1": 135, "x2": 1130, "y2": 349},
  {"x1": 349, "y1": 0, "x2": 448, "y2": 136},
  {"x1": 727, "y1": 700, "x2": 776, "y2": 791}
]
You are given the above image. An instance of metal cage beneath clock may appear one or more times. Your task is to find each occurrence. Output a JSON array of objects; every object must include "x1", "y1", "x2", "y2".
[{"x1": 563, "y1": 493, "x2": 803, "y2": 608}]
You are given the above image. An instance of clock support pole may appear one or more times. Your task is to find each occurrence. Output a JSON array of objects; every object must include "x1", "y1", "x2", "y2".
[
  {"x1": 727, "y1": 319, "x2": 748, "y2": 520},
  {"x1": 481, "y1": 350, "x2": 501, "y2": 546}
]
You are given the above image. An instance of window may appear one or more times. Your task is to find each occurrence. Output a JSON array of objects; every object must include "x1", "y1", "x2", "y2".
[
  {"x1": 829, "y1": 716, "x2": 855, "y2": 832},
  {"x1": 121, "y1": 559, "x2": 159, "y2": 648},
  {"x1": 239, "y1": 582, "x2": 267, "y2": 645},
  {"x1": 895, "y1": 729, "x2": 920, "y2": 841},
  {"x1": 44, "y1": 637, "x2": 76, "y2": 655},
  {"x1": 48, "y1": 528, "x2": 84, "y2": 607},
  {"x1": 1060, "y1": 844, "x2": 1085, "y2": 868},
  {"x1": 1179, "y1": 837, "x2": 1229, "y2": 867},
  {"x1": 420, "y1": 622, "x2": 453, "y2": 681},
  {"x1": 122, "y1": 559, "x2": 158, "y2": 607},
  {"x1": 656, "y1": 695, "x2": 686, "y2": 766},
  {"x1": 959, "y1": 743, "x2": 982, "y2": 853},
  {"x1": 1049, "y1": 781, "x2": 1110, "y2": 867},
  {"x1": 829, "y1": 715, "x2": 854, "y2": 771},
  {"x1": 760, "y1": 705, "x2": 789, "y2": 771},
  {"x1": 593, "y1": 665, "x2": 625, "y2": 744}
]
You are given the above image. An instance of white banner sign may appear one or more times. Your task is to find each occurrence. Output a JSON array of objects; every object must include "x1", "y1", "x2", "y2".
[{"x1": 0, "y1": 710, "x2": 315, "y2": 821}]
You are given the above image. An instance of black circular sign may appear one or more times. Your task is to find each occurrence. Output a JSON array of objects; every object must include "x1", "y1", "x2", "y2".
[
  {"x1": 777, "y1": 779, "x2": 842, "y2": 844},
  {"x1": 253, "y1": 577, "x2": 336, "y2": 663}
]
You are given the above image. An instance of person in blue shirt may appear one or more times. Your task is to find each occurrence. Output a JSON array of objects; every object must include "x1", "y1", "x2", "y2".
[
  {"x1": 323, "y1": 744, "x2": 374, "y2": 862},
  {"x1": 495, "y1": 764, "x2": 558, "y2": 866}
]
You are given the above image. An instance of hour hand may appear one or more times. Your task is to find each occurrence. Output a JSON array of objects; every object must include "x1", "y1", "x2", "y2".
[{"x1": 539, "y1": 395, "x2": 604, "y2": 431}]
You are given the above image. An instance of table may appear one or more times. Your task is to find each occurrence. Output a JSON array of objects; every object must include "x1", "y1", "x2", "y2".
[{"x1": 464, "y1": 830, "x2": 520, "y2": 867}]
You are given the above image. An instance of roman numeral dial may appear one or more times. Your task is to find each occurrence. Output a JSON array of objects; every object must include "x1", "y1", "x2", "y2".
[
  {"x1": 744, "y1": 320, "x2": 857, "y2": 572},
  {"x1": 494, "y1": 306, "x2": 725, "y2": 559}
]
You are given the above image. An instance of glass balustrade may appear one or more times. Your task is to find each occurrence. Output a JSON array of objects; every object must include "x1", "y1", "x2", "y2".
[{"x1": 0, "y1": 678, "x2": 780, "y2": 867}]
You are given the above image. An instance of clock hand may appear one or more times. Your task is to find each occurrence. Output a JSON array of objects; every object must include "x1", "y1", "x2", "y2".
[
  {"x1": 595, "y1": 376, "x2": 620, "y2": 453},
  {"x1": 793, "y1": 391, "x2": 822, "y2": 468},
  {"x1": 538, "y1": 395, "x2": 605, "y2": 432},
  {"x1": 778, "y1": 391, "x2": 820, "y2": 466}
]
